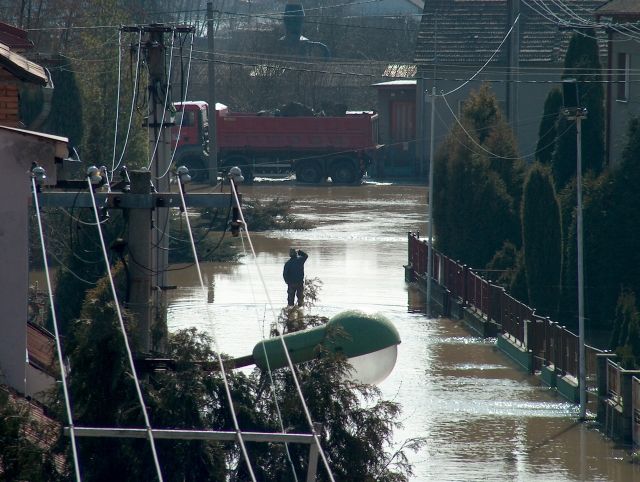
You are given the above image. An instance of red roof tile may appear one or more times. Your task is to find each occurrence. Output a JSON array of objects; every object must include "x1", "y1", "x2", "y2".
[
  {"x1": 0, "y1": 22, "x2": 33, "y2": 50},
  {"x1": 415, "y1": 0, "x2": 606, "y2": 67}
]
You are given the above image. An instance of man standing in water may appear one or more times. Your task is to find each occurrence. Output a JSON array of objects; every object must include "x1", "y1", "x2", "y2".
[{"x1": 283, "y1": 248, "x2": 308, "y2": 306}]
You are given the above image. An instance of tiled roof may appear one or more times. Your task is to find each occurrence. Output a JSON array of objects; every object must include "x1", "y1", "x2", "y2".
[
  {"x1": 596, "y1": 0, "x2": 640, "y2": 18},
  {"x1": 0, "y1": 41, "x2": 48, "y2": 85},
  {"x1": 1, "y1": 385, "x2": 66, "y2": 473},
  {"x1": 415, "y1": 0, "x2": 605, "y2": 67},
  {"x1": 0, "y1": 22, "x2": 32, "y2": 50}
]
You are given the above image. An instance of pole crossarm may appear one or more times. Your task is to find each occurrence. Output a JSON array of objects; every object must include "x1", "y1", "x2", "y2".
[
  {"x1": 36, "y1": 192, "x2": 238, "y2": 209},
  {"x1": 65, "y1": 427, "x2": 315, "y2": 444}
]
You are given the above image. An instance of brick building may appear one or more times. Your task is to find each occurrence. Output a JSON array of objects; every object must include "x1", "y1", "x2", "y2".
[{"x1": 0, "y1": 23, "x2": 49, "y2": 127}]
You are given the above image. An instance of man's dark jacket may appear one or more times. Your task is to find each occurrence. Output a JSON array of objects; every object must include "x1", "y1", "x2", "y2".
[{"x1": 283, "y1": 251, "x2": 308, "y2": 284}]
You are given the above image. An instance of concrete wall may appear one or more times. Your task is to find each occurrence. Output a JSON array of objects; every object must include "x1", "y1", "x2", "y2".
[
  {"x1": 417, "y1": 63, "x2": 565, "y2": 171},
  {"x1": 0, "y1": 130, "x2": 57, "y2": 394},
  {"x1": 607, "y1": 36, "x2": 640, "y2": 167}
]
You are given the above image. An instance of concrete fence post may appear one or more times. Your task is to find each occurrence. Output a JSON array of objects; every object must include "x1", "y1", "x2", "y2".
[
  {"x1": 621, "y1": 370, "x2": 640, "y2": 443},
  {"x1": 596, "y1": 353, "x2": 616, "y2": 423}
]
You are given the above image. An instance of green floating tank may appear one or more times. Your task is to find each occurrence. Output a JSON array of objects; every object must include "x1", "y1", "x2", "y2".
[{"x1": 252, "y1": 310, "x2": 401, "y2": 384}]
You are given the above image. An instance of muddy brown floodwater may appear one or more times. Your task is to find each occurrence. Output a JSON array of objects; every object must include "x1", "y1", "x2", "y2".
[{"x1": 167, "y1": 181, "x2": 640, "y2": 481}]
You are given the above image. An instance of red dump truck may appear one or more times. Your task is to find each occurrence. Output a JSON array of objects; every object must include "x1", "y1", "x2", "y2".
[{"x1": 172, "y1": 101, "x2": 379, "y2": 184}]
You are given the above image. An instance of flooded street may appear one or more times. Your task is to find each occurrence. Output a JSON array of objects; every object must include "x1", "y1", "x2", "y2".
[{"x1": 167, "y1": 183, "x2": 640, "y2": 481}]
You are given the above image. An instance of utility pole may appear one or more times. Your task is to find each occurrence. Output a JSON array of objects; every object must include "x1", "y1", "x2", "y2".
[
  {"x1": 128, "y1": 170, "x2": 153, "y2": 352},
  {"x1": 207, "y1": 2, "x2": 219, "y2": 185},
  {"x1": 426, "y1": 86, "x2": 436, "y2": 318},
  {"x1": 39, "y1": 24, "x2": 230, "y2": 356},
  {"x1": 145, "y1": 24, "x2": 174, "y2": 352},
  {"x1": 562, "y1": 78, "x2": 588, "y2": 419},
  {"x1": 576, "y1": 108, "x2": 587, "y2": 419}
]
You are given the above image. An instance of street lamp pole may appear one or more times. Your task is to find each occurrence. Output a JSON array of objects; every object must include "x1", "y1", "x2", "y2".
[
  {"x1": 576, "y1": 109, "x2": 587, "y2": 419},
  {"x1": 562, "y1": 78, "x2": 587, "y2": 419},
  {"x1": 426, "y1": 86, "x2": 436, "y2": 318}
]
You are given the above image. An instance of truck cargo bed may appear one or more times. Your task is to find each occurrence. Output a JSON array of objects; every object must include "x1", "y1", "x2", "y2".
[{"x1": 217, "y1": 111, "x2": 378, "y2": 152}]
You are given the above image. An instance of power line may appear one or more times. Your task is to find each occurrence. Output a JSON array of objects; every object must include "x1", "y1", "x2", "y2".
[
  {"x1": 174, "y1": 175, "x2": 258, "y2": 482},
  {"x1": 227, "y1": 180, "x2": 336, "y2": 482},
  {"x1": 159, "y1": 32, "x2": 195, "y2": 180},
  {"x1": 147, "y1": 31, "x2": 177, "y2": 171},
  {"x1": 31, "y1": 177, "x2": 83, "y2": 482},
  {"x1": 441, "y1": 13, "x2": 520, "y2": 96},
  {"x1": 114, "y1": 30, "x2": 143, "y2": 173},
  {"x1": 238, "y1": 232, "x2": 300, "y2": 481},
  {"x1": 86, "y1": 177, "x2": 165, "y2": 482}
]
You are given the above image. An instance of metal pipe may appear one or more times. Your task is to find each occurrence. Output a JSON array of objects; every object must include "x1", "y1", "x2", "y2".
[{"x1": 65, "y1": 427, "x2": 315, "y2": 444}]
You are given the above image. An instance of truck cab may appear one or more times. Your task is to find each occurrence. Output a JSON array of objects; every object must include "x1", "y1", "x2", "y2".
[{"x1": 172, "y1": 101, "x2": 210, "y2": 180}]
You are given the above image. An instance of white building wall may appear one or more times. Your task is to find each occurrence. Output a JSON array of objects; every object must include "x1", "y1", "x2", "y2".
[
  {"x1": 0, "y1": 130, "x2": 58, "y2": 395},
  {"x1": 608, "y1": 38, "x2": 640, "y2": 167}
]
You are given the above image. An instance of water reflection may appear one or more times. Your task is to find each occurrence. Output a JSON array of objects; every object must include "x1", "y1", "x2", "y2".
[{"x1": 167, "y1": 183, "x2": 640, "y2": 481}]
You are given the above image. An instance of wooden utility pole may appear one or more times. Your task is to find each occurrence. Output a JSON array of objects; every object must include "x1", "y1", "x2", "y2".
[{"x1": 207, "y1": 2, "x2": 219, "y2": 184}]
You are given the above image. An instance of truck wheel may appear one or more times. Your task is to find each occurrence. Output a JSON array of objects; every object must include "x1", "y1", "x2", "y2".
[
  {"x1": 330, "y1": 159, "x2": 358, "y2": 184},
  {"x1": 296, "y1": 162, "x2": 322, "y2": 183}
]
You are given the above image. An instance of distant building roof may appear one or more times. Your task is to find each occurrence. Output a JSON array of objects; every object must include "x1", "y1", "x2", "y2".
[
  {"x1": 415, "y1": 0, "x2": 606, "y2": 68},
  {"x1": 596, "y1": 0, "x2": 640, "y2": 19},
  {"x1": 1, "y1": 385, "x2": 65, "y2": 472},
  {"x1": 383, "y1": 64, "x2": 417, "y2": 78},
  {"x1": 0, "y1": 22, "x2": 33, "y2": 50},
  {"x1": 0, "y1": 42, "x2": 48, "y2": 85},
  {"x1": 373, "y1": 79, "x2": 417, "y2": 88}
]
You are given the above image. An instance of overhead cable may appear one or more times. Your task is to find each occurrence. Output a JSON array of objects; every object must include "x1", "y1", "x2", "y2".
[
  {"x1": 86, "y1": 178, "x2": 165, "y2": 482},
  {"x1": 114, "y1": 30, "x2": 143, "y2": 173},
  {"x1": 228, "y1": 181, "x2": 336, "y2": 482},
  {"x1": 31, "y1": 177, "x2": 83, "y2": 482},
  {"x1": 237, "y1": 231, "x2": 299, "y2": 481},
  {"x1": 158, "y1": 31, "x2": 195, "y2": 180},
  {"x1": 174, "y1": 177, "x2": 257, "y2": 482},
  {"x1": 441, "y1": 13, "x2": 520, "y2": 97},
  {"x1": 110, "y1": 29, "x2": 123, "y2": 179},
  {"x1": 147, "y1": 31, "x2": 176, "y2": 171}
]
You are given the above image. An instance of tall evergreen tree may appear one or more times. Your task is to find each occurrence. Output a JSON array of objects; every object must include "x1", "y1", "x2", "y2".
[
  {"x1": 466, "y1": 85, "x2": 526, "y2": 217},
  {"x1": 46, "y1": 61, "x2": 84, "y2": 148},
  {"x1": 560, "y1": 117, "x2": 640, "y2": 333},
  {"x1": 610, "y1": 290, "x2": 640, "y2": 368},
  {"x1": 521, "y1": 163, "x2": 562, "y2": 318},
  {"x1": 535, "y1": 87, "x2": 562, "y2": 165},
  {"x1": 433, "y1": 85, "x2": 520, "y2": 268},
  {"x1": 551, "y1": 29, "x2": 605, "y2": 189}
]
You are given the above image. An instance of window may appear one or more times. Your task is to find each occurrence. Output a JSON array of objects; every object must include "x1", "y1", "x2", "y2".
[{"x1": 617, "y1": 53, "x2": 630, "y2": 101}]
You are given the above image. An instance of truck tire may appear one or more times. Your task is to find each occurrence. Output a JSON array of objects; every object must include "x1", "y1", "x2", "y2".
[
  {"x1": 296, "y1": 161, "x2": 323, "y2": 184},
  {"x1": 330, "y1": 158, "x2": 359, "y2": 184}
]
